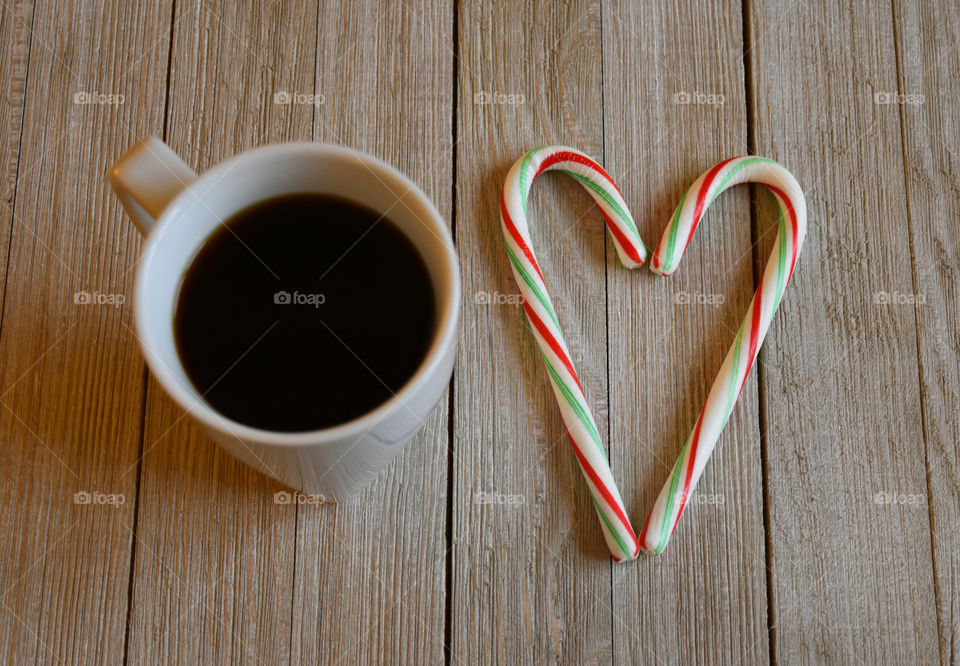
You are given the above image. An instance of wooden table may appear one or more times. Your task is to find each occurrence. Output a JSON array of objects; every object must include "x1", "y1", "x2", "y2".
[{"x1": 0, "y1": 1, "x2": 955, "y2": 663}]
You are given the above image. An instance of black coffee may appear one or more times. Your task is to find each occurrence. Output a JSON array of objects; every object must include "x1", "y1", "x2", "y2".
[{"x1": 174, "y1": 193, "x2": 437, "y2": 432}]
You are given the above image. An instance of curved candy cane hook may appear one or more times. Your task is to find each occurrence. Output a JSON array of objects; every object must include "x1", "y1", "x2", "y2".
[
  {"x1": 500, "y1": 147, "x2": 806, "y2": 561},
  {"x1": 640, "y1": 156, "x2": 807, "y2": 554},
  {"x1": 500, "y1": 146, "x2": 647, "y2": 560}
]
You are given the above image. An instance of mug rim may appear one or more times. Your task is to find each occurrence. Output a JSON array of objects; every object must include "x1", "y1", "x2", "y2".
[{"x1": 134, "y1": 142, "x2": 459, "y2": 448}]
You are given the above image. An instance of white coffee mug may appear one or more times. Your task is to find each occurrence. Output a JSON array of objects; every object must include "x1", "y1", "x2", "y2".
[{"x1": 110, "y1": 138, "x2": 459, "y2": 500}]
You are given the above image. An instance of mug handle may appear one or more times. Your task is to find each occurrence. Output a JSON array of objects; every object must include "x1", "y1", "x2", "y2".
[{"x1": 108, "y1": 137, "x2": 197, "y2": 235}]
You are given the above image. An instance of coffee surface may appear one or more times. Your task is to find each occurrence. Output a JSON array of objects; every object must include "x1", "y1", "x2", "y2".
[{"x1": 174, "y1": 193, "x2": 436, "y2": 432}]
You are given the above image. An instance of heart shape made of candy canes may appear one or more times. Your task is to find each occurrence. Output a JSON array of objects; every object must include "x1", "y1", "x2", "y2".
[{"x1": 499, "y1": 146, "x2": 806, "y2": 561}]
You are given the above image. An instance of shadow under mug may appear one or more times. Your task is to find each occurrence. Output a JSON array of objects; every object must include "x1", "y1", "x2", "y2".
[{"x1": 109, "y1": 138, "x2": 459, "y2": 500}]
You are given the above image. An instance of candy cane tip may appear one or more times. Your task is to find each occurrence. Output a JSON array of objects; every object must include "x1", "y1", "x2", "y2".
[
  {"x1": 639, "y1": 542, "x2": 666, "y2": 556},
  {"x1": 648, "y1": 262, "x2": 674, "y2": 278}
]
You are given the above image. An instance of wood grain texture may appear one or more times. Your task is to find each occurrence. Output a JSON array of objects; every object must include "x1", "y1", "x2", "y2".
[
  {"x1": 1, "y1": 0, "x2": 959, "y2": 663},
  {"x1": 0, "y1": 0, "x2": 33, "y2": 304},
  {"x1": 893, "y1": 0, "x2": 960, "y2": 661},
  {"x1": 453, "y1": 1, "x2": 615, "y2": 663},
  {"x1": 123, "y1": 1, "x2": 315, "y2": 663},
  {"x1": 748, "y1": 1, "x2": 939, "y2": 662},
  {"x1": 602, "y1": 1, "x2": 769, "y2": 662},
  {"x1": 0, "y1": 0, "x2": 169, "y2": 663},
  {"x1": 288, "y1": 2, "x2": 452, "y2": 664}
]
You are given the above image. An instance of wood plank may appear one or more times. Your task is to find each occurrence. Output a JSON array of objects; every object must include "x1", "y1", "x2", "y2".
[
  {"x1": 748, "y1": 1, "x2": 939, "y2": 661},
  {"x1": 601, "y1": 1, "x2": 769, "y2": 662},
  {"x1": 288, "y1": 2, "x2": 452, "y2": 663},
  {"x1": 893, "y1": 0, "x2": 960, "y2": 661},
  {"x1": 0, "y1": 0, "x2": 33, "y2": 290},
  {"x1": 452, "y1": 2, "x2": 614, "y2": 663},
  {"x1": 0, "y1": 0, "x2": 170, "y2": 663},
  {"x1": 0, "y1": 0, "x2": 33, "y2": 418},
  {"x1": 123, "y1": 1, "x2": 316, "y2": 662}
]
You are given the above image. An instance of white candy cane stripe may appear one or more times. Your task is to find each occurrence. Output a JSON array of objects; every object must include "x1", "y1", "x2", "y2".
[
  {"x1": 500, "y1": 148, "x2": 807, "y2": 560},
  {"x1": 500, "y1": 146, "x2": 647, "y2": 561}
]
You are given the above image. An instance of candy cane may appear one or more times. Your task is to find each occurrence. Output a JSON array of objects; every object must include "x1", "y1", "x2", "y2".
[{"x1": 500, "y1": 147, "x2": 806, "y2": 560}]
